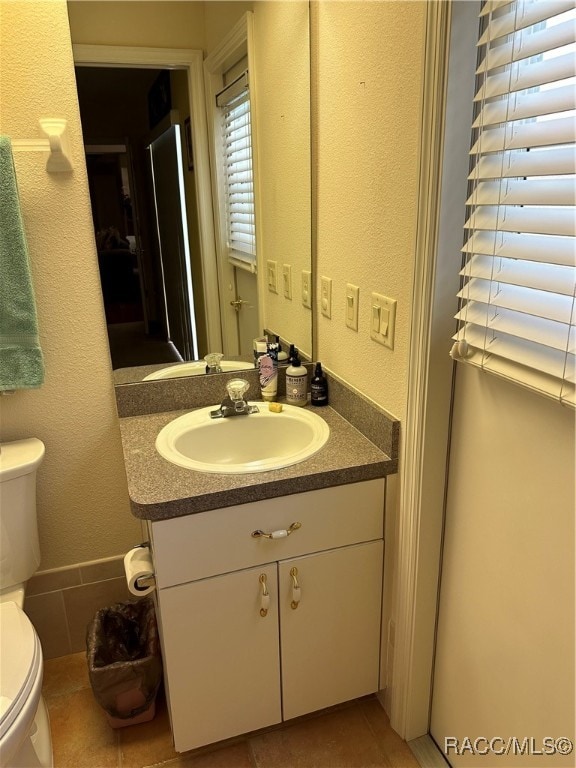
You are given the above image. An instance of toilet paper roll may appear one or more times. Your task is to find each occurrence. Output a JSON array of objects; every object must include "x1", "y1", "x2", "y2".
[{"x1": 124, "y1": 546, "x2": 156, "y2": 597}]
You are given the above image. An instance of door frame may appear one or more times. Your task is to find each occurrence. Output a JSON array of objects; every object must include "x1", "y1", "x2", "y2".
[
  {"x1": 388, "y1": 0, "x2": 451, "y2": 741},
  {"x1": 149, "y1": 122, "x2": 199, "y2": 360},
  {"x1": 389, "y1": 0, "x2": 480, "y2": 745},
  {"x1": 72, "y1": 44, "x2": 223, "y2": 353}
]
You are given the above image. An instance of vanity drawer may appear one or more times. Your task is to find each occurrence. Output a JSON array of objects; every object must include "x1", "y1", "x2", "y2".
[{"x1": 150, "y1": 478, "x2": 385, "y2": 588}]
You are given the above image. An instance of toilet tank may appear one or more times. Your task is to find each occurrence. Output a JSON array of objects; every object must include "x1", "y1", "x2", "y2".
[{"x1": 0, "y1": 438, "x2": 45, "y2": 590}]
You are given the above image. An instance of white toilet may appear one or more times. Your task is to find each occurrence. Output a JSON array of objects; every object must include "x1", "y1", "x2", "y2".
[{"x1": 0, "y1": 438, "x2": 54, "y2": 768}]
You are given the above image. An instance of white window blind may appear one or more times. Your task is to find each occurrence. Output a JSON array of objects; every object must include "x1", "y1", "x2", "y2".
[
  {"x1": 451, "y1": 0, "x2": 576, "y2": 407},
  {"x1": 216, "y1": 72, "x2": 256, "y2": 270}
]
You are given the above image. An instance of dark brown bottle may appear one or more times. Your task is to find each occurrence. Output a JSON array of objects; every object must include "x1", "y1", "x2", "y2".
[{"x1": 310, "y1": 362, "x2": 328, "y2": 406}]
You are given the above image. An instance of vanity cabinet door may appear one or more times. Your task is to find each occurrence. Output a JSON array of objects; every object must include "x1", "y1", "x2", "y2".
[
  {"x1": 157, "y1": 563, "x2": 282, "y2": 752},
  {"x1": 278, "y1": 540, "x2": 384, "y2": 721}
]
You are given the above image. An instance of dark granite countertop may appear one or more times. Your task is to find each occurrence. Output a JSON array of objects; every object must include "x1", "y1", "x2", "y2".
[{"x1": 119, "y1": 404, "x2": 396, "y2": 521}]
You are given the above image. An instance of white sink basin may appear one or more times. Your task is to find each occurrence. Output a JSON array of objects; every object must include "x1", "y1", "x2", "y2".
[
  {"x1": 143, "y1": 360, "x2": 254, "y2": 381},
  {"x1": 155, "y1": 403, "x2": 330, "y2": 474}
]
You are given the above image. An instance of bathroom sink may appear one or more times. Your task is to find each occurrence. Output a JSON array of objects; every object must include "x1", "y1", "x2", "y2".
[
  {"x1": 143, "y1": 360, "x2": 254, "y2": 381},
  {"x1": 155, "y1": 403, "x2": 330, "y2": 474}
]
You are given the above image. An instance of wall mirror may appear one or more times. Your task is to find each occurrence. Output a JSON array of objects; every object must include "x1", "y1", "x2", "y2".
[{"x1": 67, "y1": 1, "x2": 312, "y2": 385}]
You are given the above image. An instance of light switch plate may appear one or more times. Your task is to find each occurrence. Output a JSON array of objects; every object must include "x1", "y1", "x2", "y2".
[
  {"x1": 320, "y1": 276, "x2": 332, "y2": 318},
  {"x1": 267, "y1": 260, "x2": 278, "y2": 293},
  {"x1": 346, "y1": 284, "x2": 359, "y2": 331},
  {"x1": 283, "y1": 264, "x2": 292, "y2": 299},
  {"x1": 370, "y1": 292, "x2": 397, "y2": 349},
  {"x1": 302, "y1": 270, "x2": 312, "y2": 309}
]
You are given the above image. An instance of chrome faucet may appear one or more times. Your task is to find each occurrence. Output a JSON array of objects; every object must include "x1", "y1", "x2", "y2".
[{"x1": 210, "y1": 379, "x2": 259, "y2": 419}]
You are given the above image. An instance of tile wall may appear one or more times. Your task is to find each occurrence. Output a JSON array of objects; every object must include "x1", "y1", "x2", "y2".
[{"x1": 25, "y1": 556, "x2": 132, "y2": 659}]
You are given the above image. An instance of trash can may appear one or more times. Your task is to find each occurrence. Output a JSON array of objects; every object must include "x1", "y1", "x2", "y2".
[{"x1": 86, "y1": 597, "x2": 162, "y2": 728}]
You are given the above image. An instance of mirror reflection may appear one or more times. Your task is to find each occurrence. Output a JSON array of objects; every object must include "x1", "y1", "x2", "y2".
[{"x1": 67, "y1": 1, "x2": 311, "y2": 384}]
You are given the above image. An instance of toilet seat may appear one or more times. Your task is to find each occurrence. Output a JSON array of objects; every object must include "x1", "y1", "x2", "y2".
[{"x1": 0, "y1": 602, "x2": 43, "y2": 765}]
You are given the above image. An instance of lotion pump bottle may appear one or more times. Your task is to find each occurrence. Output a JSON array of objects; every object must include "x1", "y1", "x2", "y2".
[
  {"x1": 258, "y1": 354, "x2": 278, "y2": 401},
  {"x1": 286, "y1": 352, "x2": 308, "y2": 406},
  {"x1": 276, "y1": 336, "x2": 289, "y2": 362},
  {"x1": 311, "y1": 362, "x2": 328, "y2": 406}
]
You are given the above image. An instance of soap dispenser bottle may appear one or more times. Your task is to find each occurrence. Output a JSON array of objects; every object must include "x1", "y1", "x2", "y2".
[
  {"x1": 286, "y1": 351, "x2": 308, "y2": 406},
  {"x1": 310, "y1": 362, "x2": 328, "y2": 406}
]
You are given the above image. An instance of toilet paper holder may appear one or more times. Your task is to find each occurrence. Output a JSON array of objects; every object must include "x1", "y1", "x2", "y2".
[
  {"x1": 125, "y1": 542, "x2": 156, "y2": 596},
  {"x1": 135, "y1": 574, "x2": 156, "y2": 590}
]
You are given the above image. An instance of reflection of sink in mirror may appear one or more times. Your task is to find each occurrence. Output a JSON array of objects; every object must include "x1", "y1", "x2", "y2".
[
  {"x1": 143, "y1": 360, "x2": 255, "y2": 381},
  {"x1": 155, "y1": 404, "x2": 330, "y2": 474}
]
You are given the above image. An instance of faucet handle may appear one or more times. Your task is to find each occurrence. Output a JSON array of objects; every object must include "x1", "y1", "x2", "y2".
[
  {"x1": 204, "y1": 352, "x2": 224, "y2": 372},
  {"x1": 226, "y1": 379, "x2": 250, "y2": 401}
]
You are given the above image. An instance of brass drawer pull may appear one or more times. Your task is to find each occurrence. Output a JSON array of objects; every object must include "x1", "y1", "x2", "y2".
[
  {"x1": 251, "y1": 522, "x2": 302, "y2": 539},
  {"x1": 290, "y1": 567, "x2": 301, "y2": 609},
  {"x1": 259, "y1": 573, "x2": 270, "y2": 617}
]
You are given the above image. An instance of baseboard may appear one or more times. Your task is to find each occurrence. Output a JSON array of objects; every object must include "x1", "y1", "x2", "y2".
[{"x1": 409, "y1": 734, "x2": 451, "y2": 767}]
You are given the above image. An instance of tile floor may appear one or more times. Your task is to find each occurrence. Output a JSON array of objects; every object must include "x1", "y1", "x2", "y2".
[{"x1": 43, "y1": 652, "x2": 421, "y2": 768}]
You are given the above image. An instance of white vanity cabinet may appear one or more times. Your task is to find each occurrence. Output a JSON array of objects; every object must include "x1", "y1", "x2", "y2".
[{"x1": 148, "y1": 478, "x2": 385, "y2": 752}]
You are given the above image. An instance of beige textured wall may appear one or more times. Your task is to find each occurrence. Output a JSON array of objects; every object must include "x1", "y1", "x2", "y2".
[
  {"x1": 314, "y1": 1, "x2": 427, "y2": 421},
  {"x1": 67, "y1": 1, "x2": 205, "y2": 48},
  {"x1": 0, "y1": 0, "x2": 141, "y2": 570}
]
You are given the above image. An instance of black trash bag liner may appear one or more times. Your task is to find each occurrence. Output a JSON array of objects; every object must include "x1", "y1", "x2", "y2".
[{"x1": 86, "y1": 598, "x2": 162, "y2": 720}]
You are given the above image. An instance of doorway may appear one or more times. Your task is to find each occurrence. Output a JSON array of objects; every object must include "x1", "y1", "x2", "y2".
[
  {"x1": 75, "y1": 64, "x2": 203, "y2": 368},
  {"x1": 72, "y1": 45, "x2": 221, "y2": 369},
  {"x1": 391, "y1": 4, "x2": 575, "y2": 765}
]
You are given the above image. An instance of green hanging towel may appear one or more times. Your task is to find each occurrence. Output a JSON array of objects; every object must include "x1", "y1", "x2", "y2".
[{"x1": 0, "y1": 135, "x2": 45, "y2": 391}]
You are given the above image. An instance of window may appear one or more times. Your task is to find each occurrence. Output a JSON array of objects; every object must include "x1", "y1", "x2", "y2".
[
  {"x1": 451, "y1": 0, "x2": 576, "y2": 407},
  {"x1": 216, "y1": 71, "x2": 256, "y2": 271}
]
